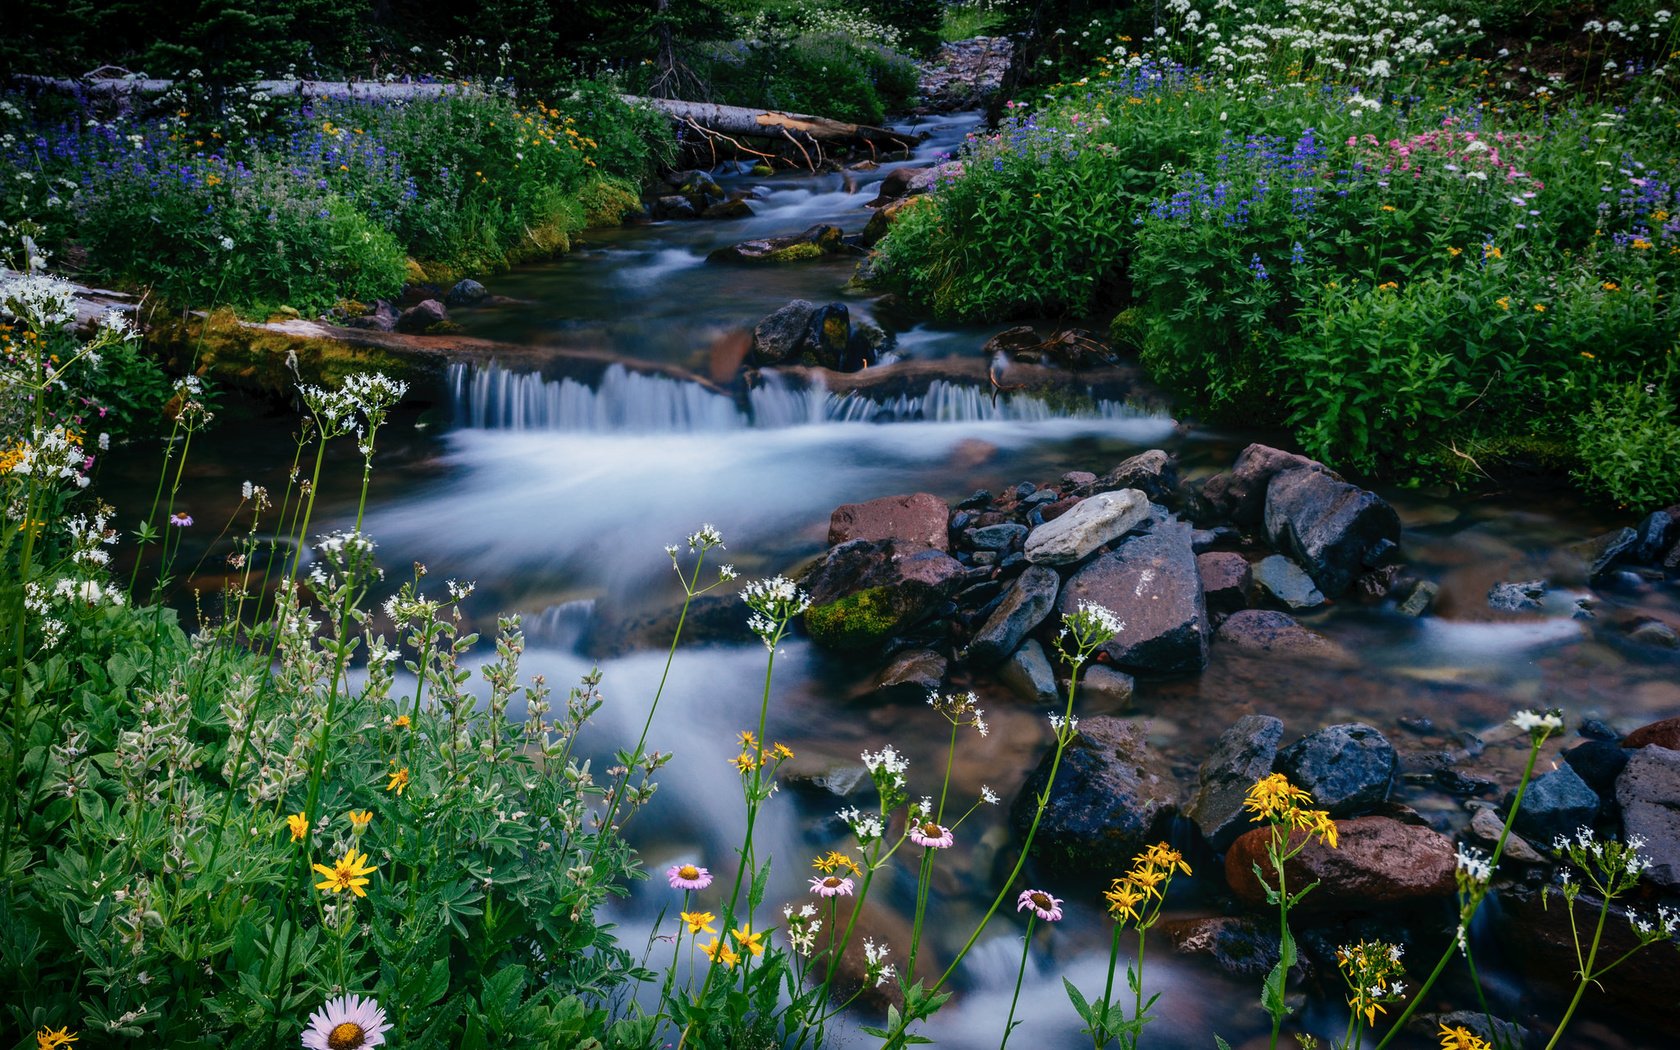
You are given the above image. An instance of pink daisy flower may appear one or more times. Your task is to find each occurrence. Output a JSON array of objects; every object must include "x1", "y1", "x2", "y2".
[
  {"x1": 808, "y1": 874, "x2": 855, "y2": 897},
  {"x1": 908, "y1": 821, "x2": 954, "y2": 849},
  {"x1": 301, "y1": 993, "x2": 390, "y2": 1049},
  {"x1": 667, "y1": 862, "x2": 713, "y2": 891},
  {"x1": 1016, "y1": 888, "x2": 1064, "y2": 922}
]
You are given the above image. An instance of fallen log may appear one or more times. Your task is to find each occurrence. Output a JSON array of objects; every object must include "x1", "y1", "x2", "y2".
[
  {"x1": 11, "y1": 74, "x2": 469, "y2": 104},
  {"x1": 623, "y1": 95, "x2": 923, "y2": 158}
]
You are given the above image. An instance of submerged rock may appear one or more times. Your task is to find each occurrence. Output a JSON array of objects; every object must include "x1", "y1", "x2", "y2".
[
  {"x1": 870, "y1": 648, "x2": 948, "y2": 698},
  {"x1": 1252, "y1": 554, "x2": 1325, "y2": 611},
  {"x1": 1076, "y1": 664, "x2": 1135, "y2": 706},
  {"x1": 1200, "y1": 444, "x2": 1336, "y2": 526},
  {"x1": 1213, "y1": 610, "x2": 1351, "y2": 665},
  {"x1": 1263, "y1": 469, "x2": 1401, "y2": 598},
  {"x1": 750, "y1": 299, "x2": 875, "y2": 371},
  {"x1": 1059, "y1": 515, "x2": 1209, "y2": 675},
  {"x1": 1012, "y1": 716, "x2": 1178, "y2": 872},
  {"x1": 709, "y1": 223, "x2": 845, "y2": 264},
  {"x1": 1023, "y1": 488, "x2": 1148, "y2": 566},
  {"x1": 1487, "y1": 579, "x2": 1546, "y2": 612},
  {"x1": 444, "y1": 278, "x2": 489, "y2": 307},
  {"x1": 395, "y1": 298, "x2": 448, "y2": 333},
  {"x1": 1186, "y1": 714, "x2": 1285, "y2": 851}
]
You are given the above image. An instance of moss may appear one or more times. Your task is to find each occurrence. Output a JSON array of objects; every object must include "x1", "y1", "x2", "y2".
[
  {"x1": 751, "y1": 163, "x2": 775, "y2": 176},
  {"x1": 1109, "y1": 307, "x2": 1145, "y2": 353},
  {"x1": 578, "y1": 176, "x2": 643, "y2": 228},
  {"x1": 150, "y1": 309, "x2": 421, "y2": 393},
  {"x1": 804, "y1": 587, "x2": 914, "y2": 650},
  {"x1": 766, "y1": 241, "x2": 825, "y2": 263}
]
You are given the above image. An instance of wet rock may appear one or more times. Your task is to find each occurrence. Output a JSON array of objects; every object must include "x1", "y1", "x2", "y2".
[
  {"x1": 1497, "y1": 885, "x2": 1680, "y2": 1018},
  {"x1": 666, "y1": 169, "x2": 722, "y2": 198},
  {"x1": 1200, "y1": 444, "x2": 1337, "y2": 526},
  {"x1": 1424, "y1": 1012, "x2": 1528, "y2": 1050},
  {"x1": 871, "y1": 648, "x2": 948, "y2": 698},
  {"x1": 968, "y1": 522, "x2": 1027, "y2": 552},
  {"x1": 1197, "y1": 552, "x2": 1252, "y2": 616},
  {"x1": 801, "y1": 538, "x2": 967, "y2": 646},
  {"x1": 1504, "y1": 764, "x2": 1599, "y2": 845},
  {"x1": 998, "y1": 639, "x2": 1059, "y2": 703},
  {"x1": 444, "y1": 278, "x2": 489, "y2": 307},
  {"x1": 701, "y1": 198, "x2": 754, "y2": 220},
  {"x1": 1023, "y1": 488, "x2": 1148, "y2": 566},
  {"x1": 829, "y1": 492, "x2": 950, "y2": 551},
  {"x1": 964, "y1": 565, "x2": 1060, "y2": 668},
  {"x1": 1393, "y1": 578, "x2": 1438, "y2": 617},
  {"x1": 1263, "y1": 469, "x2": 1401, "y2": 598},
  {"x1": 1487, "y1": 578, "x2": 1546, "y2": 612},
  {"x1": 1165, "y1": 916, "x2": 1279, "y2": 977},
  {"x1": 1213, "y1": 610, "x2": 1351, "y2": 665},
  {"x1": 1191, "y1": 525, "x2": 1241, "y2": 553},
  {"x1": 1633, "y1": 509, "x2": 1676, "y2": 563},
  {"x1": 1076, "y1": 664, "x2": 1135, "y2": 705},
  {"x1": 750, "y1": 299, "x2": 873, "y2": 371},
  {"x1": 1252, "y1": 554, "x2": 1325, "y2": 611},
  {"x1": 395, "y1": 298, "x2": 448, "y2": 333},
  {"x1": 1012, "y1": 716, "x2": 1178, "y2": 873},
  {"x1": 1226, "y1": 816, "x2": 1456, "y2": 910},
  {"x1": 957, "y1": 489, "x2": 993, "y2": 510},
  {"x1": 1186, "y1": 714, "x2": 1284, "y2": 851},
  {"x1": 709, "y1": 223, "x2": 844, "y2": 264},
  {"x1": 1467, "y1": 805, "x2": 1546, "y2": 863},
  {"x1": 1574, "y1": 526, "x2": 1639, "y2": 580},
  {"x1": 806, "y1": 585, "x2": 940, "y2": 650},
  {"x1": 1579, "y1": 717, "x2": 1621, "y2": 741},
  {"x1": 1059, "y1": 515, "x2": 1210, "y2": 675},
  {"x1": 653, "y1": 194, "x2": 698, "y2": 219},
  {"x1": 1628, "y1": 617, "x2": 1680, "y2": 649},
  {"x1": 1062, "y1": 470, "x2": 1098, "y2": 488},
  {"x1": 1623, "y1": 716, "x2": 1680, "y2": 751},
  {"x1": 1276, "y1": 723, "x2": 1396, "y2": 817},
  {"x1": 1615, "y1": 746, "x2": 1680, "y2": 889},
  {"x1": 343, "y1": 299, "x2": 399, "y2": 332},
  {"x1": 1074, "y1": 450, "x2": 1178, "y2": 502},
  {"x1": 918, "y1": 35, "x2": 1013, "y2": 111},
  {"x1": 860, "y1": 195, "x2": 921, "y2": 246},
  {"x1": 1562, "y1": 739, "x2": 1631, "y2": 795}
]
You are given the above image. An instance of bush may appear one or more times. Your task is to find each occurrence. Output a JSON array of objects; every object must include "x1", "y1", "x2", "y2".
[{"x1": 1574, "y1": 376, "x2": 1680, "y2": 510}]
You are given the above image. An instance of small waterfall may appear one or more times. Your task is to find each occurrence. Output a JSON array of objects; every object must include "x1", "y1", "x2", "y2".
[{"x1": 449, "y1": 362, "x2": 1159, "y2": 432}]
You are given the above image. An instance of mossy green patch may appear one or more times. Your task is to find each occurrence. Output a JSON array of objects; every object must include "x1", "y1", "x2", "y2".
[
  {"x1": 804, "y1": 587, "x2": 915, "y2": 650},
  {"x1": 151, "y1": 309, "x2": 421, "y2": 394},
  {"x1": 767, "y1": 241, "x2": 826, "y2": 263}
]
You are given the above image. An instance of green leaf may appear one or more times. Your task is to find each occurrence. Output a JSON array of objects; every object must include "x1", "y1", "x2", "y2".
[{"x1": 1063, "y1": 977, "x2": 1094, "y2": 1024}]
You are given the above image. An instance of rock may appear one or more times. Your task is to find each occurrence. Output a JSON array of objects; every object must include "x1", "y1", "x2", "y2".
[
  {"x1": 829, "y1": 492, "x2": 950, "y2": 551},
  {"x1": 667, "y1": 169, "x2": 722, "y2": 197},
  {"x1": 1165, "y1": 916, "x2": 1279, "y2": 977},
  {"x1": 1058, "y1": 515, "x2": 1209, "y2": 675},
  {"x1": 860, "y1": 195, "x2": 920, "y2": 246},
  {"x1": 801, "y1": 538, "x2": 967, "y2": 651},
  {"x1": 1579, "y1": 717, "x2": 1620, "y2": 741},
  {"x1": 1504, "y1": 764, "x2": 1599, "y2": 845},
  {"x1": 444, "y1": 278, "x2": 489, "y2": 307},
  {"x1": 1186, "y1": 715, "x2": 1285, "y2": 851},
  {"x1": 1496, "y1": 885, "x2": 1680, "y2": 1017},
  {"x1": 998, "y1": 639, "x2": 1059, "y2": 703},
  {"x1": 1623, "y1": 716, "x2": 1680, "y2": 751},
  {"x1": 1197, "y1": 552, "x2": 1252, "y2": 616},
  {"x1": 1023, "y1": 488, "x2": 1149, "y2": 566},
  {"x1": 1394, "y1": 579, "x2": 1438, "y2": 617},
  {"x1": 1200, "y1": 444, "x2": 1337, "y2": 526},
  {"x1": 1076, "y1": 664, "x2": 1134, "y2": 705},
  {"x1": 964, "y1": 565, "x2": 1060, "y2": 668},
  {"x1": 958, "y1": 489, "x2": 992, "y2": 510},
  {"x1": 1615, "y1": 746, "x2": 1680, "y2": 889},
  {"x1": 343, "y1": 299, "x2": 398, "y2": 331},
  {"x1": 749, "y1": 299, "x2": 871, "y2": 371},
  {"x1": 968, "y1": 522, "x2": 1028, "y2": 552},
  {"x1": 1062, "y1": 470, "x2": 1098, "y2": 488},
  {"x1": 1467, "y1": 805, "x2": 1547, "y2": 862},
  {"x1": 1252, "y1": 554, "x2": 1325, "y2": 611},
  {"x1": 1263, "y1": 469, "x2": 1401, "y2": 598},
  {"x1": 751, "y1": 300, "x2": 819, "y2": 365},
  {"x1": 1275, "y1": 723, "x2": 1396, "y2": 817},
  {"x1": 1074, "y1": 450, "x2": 1179, "y2": 502},
  {"x1": 1628, "y1": 617, "x2": 1680, "y2": 649},
  {"x1": 709, "y1": 223, "x2": 844, "y2": 264},
  {"x1": 653, "y1": 194, "x2": 698, "y2": 219},
  {"x1": 395, "y1": 298, "x2": 448, "y2": 333},
  {"x1": 1011, "y1": 716, "x2": 1178, "y2": 873},
  {"x1": 996, "y1": 327, "x2": 1111, "y2": 370},
  {"x1": 870, "y1": 649, "x2": 947, "y2": 698},
  {"x1": 1633, "y1": 510, "x2": 1676, "y2": 563},
  {"x1": 1427, "y1": 1011, "x2": 1528, "y2": 1050},
  {"x1": 1487, "y1": 579, "x2": 1546, "y2": 612},
  {"x1": 701, "y1": 198, "x2": 754, "y2": 220},
  {"x1": 806, "y1": 586, "x2": 937, "y2": 650},
  {"x1": 1562, "y1": 740, "x2": 1631, "y2": 795},
  {"x1": 1213, "y1": 610, "x2": 1350, "y2": 664},
  {"x1": 1225, "y1": 816, "x2": 1456, "y2": 910},
  {"x1": 1574, "y1": 526, "x2": 1639, "y2": 580}
]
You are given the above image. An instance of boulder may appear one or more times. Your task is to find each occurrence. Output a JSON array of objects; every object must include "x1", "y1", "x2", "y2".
[
  {"x1": 1623, "y1": 716, "x2": 1680, "y2": 751},
  {"x1": 708, "y1": 223, "x2": 844, "y2": 264},
  {"x1": 1615, "y1": 746, "x2": 1680, "y2": 889},
  {"x1": 343, "y1": 299, "x2": 399, "y2": 332},
  {"x1": 1165, "y1": 916, "x2": 1280, "y2": 977},
  {"x1": 860, "y1": 195, "x2": 920, "y2": 246},
  {"x1": 1213, "y1": 610, "x2": 1351, "y2": 665},
  {"x1": 1186, "y1": 715, "x2": 1285, "y2": 851},
  {"x1": 1059, "y1": 515, "x2": 1210, "y2": 675},
  {"x1": 968, "y1": 522, "x2": 1028, "y2": 552},
  {"x1": 1074, "y1": 450, "x2": 1179, "y2": 502},
  {"x1": 828, "y1": 492, "x2": 950, "y2": 551},
  {"x1": 998, "y1": 639, "x2": 1059, "y2": 703},
  {"x1": 1200, "y1": 444, "x2": 1336, "y2": 526},
  {"x1": 1394, "y1": 578, "x2": 1438, "y2": 617},
  {"x1": 1076, "y1": 664, "x2": 1135, "y2": 705},
  {"x1": 653, "y1": 194, "x2": 698, "y2": 219},
  {"x1": 1263, "y1": 468, "x2": 1401, "y2": 598},
  {"x1": 1252, "y1": 554, "x2": 1325, "y2": 611},
  {"x1": 1225, "y1": 816, "x2": 1456, "y2": 910},
  {"x1": 1504, "y1": 764, "x2": 1599, "y2": 845},
  {"x1": 444, "y1": 278, "x2": 489, "y2": 307},
  {"x1": 1628, "y1": 617, "x2": 1680, "y2": 649},
  {"x1": 701, "y1": 198, "x2": 754, "y2": 220},
  {"x1": 964, "y1": 565, "x2": 1060, "y2": 668},
  {"x1": 749, "y1": 300, "x2": 873, "y2": 371},
  {"x1": 1468, "y1": 805, "x2": 1547, "y2": 863},
  {"x1": 395, "y1": 298, "x2": 448, "y2": 333},
  {"x1": 1011, "y1": 716, "x2": 1178, "y2": 873},
  {"x1": 1497, "y1": 886, "x2": 1680, "y2": 1018},
  {"x1": 1573, "y1": 526, "x2": 1639, "y2": 580},
  {"x1": 1561, "y1": 740, "x2": 1631, "y2": 795},
  {"x1": 1487, "y1": 579, "x2": 1546, "y2": 612},
  {"x1": 870, "y1": 649, "x2": 947, "y2": 698},
  {"x1": 1023, "y1": 488, "x2": 1149, "y2": 566},
  {"x1": 803, "y1": 538, "x2": 966, "y2": 608},
  {"x1": 1275, "y1": 723, "x2": 1396, "y2": 817},
  {"x1": 1197, "y1": 552, "x2": 1252, "y2": 616},
  {"x1": 805, "y1": 585, "x2": 940, "y2": 650},
  {"x1": 1633, "y1": 509, "x2": 1676, "y2": 563},
  {"x1": 751, "y1": 300, "x2": 819, "y2": 365}
]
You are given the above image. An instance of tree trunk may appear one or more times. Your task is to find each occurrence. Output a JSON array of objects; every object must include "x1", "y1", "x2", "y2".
[{"x1": 623, "y1": 95, "x2": 923, "y2": 157}]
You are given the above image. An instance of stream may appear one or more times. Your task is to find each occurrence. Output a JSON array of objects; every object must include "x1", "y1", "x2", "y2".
[{"x1": 109, "y1": 111, "x2": 1680, "y2": 1048}]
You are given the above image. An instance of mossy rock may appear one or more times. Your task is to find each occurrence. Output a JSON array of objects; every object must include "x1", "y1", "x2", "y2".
[
  {"x1": 150, "y1": 309, "x2": 420, "y2": 393},
  {"x1": 1109, "y1": 308, "x2": 1146, "y2": 353},
  {"x1": 767, "y1": 241, "x2": 825, "y2": 263},
  {"x1": 804, "y1": 586, "x2": 923, "y2": 651},
  {"x1": 579, "y1": 177, "x2": 643, "y2": 228},
  {"x1": 751, "y1": 163, "x2": 775, "y2": 176}
]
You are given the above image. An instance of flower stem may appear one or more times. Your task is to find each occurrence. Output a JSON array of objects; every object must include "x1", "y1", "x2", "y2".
[{"x1": 1001, "y1": 916, "x2": 1036, "y2": 1050}]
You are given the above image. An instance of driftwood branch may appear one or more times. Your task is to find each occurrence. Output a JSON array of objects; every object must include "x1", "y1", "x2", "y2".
[{"x1": 623, "y1": 95, "x2": 923, "y2": 154}]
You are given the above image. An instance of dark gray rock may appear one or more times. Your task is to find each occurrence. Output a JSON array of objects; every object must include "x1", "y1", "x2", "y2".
[
  {"x1": 1059, "y1": 515, "x2": 1210, "y2": 675},
  {"x1": 958, "y1": 489, "x2": 993, "y2": 510},
  {"x1": 1076, "y1": 664, "x2": 1135, "y2": 705},
  {"x1": 803, "y1": 538, "x2": 966, "y2": 608},
  {"x1": 1616, "y1": 746, "x2": 1680, "y2": 889},
  {"x1": 1200, "y1": 444, "x2": 1336, "y2": 526},
  {"x1": 654, "y1": 194, "x2": 698, "y2": 219},
  {"x1": 964, "y1": 565, "x2": 1060, "y2": 668},
  {"x1": 1574, "y1": 526, "x2": 1639, "y2": 580},
  {"x1": 344, "y1": 299, "x2": 399, "y2": 331},
  {"x1": 1563, "y1": 739, "x2": 1631, "y2": 796},
  {"x1": 1263, "y1": 469, "x2": 1401, "y2": 598},
  {"x1": 701, "y1": 198, "x2": 754, "y2": 220},
  {"x1": 1075, "y1": 449, "x2": 1178, "y2": 502},
  {"x1": 395, "y1": 298, "x2": 448, "y2": 333},
  {"x1": 1276, "y1": 723, "x2": 1396, "y2": 817},
  {"x1": 1628, "y1": 617, "x2": 1680, "y2": 649},
  {"x1": 1252, "y1": 554, "x2": 1325, "y2": 611},
  {"x1": 1165, "y1": 916, "x2": 1280, "y2": 977},
  {"x1": 1634, "y1": 510, "x2": 1676, "y2": 563},
  {"x1": 1197, "y1": 552, "x2": 1252, "y2": 616},
  {"x1": 444, "y1": 278, "x2": 489, "y2": 307},
  {"x1": 1394, "y1": 579, "x2": 1438, "y2": 617},
  {"x1": 998, "y1": 639, "x2": 1059, "y2": 703},
  {"x1": 871, "y1": 649, "x2": 948, "y2": 698},
  {"x1": 1011, "y1": 716, "x2": 1178, "y2": 872},
  {"x1": 968, "y1": 522, "x2": 1028, "y2": 552},
  {"x1": 1186, "y1": 714, "x2": 1285, "y2": 851},
  {"x1": 1488, "y1": 579, "x2": 1546, "y2": 612},
  {"x1": 749, "y1": 299, "x2": 867, "y2": 370},
  {"x1": 1505, "y1": 764, "x2": 1599, "y2": 845}
]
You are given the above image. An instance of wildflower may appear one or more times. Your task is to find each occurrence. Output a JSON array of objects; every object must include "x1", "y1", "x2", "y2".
[
  {"x1": 700, "y1": 938, "x2": 739, "y2": 967},
  {"x1": 1455, "y1": 844, "x2": 1492, "y2": 885},
  {"x1": 1533, "y1": 303, "x2": 1546, "y2": 313},
  {"x1": 1017, "y1": 888, "x2": 1064, "y2": 921},
  {"x1": 1438, "y1": 1023, "x2": 1492, "y2": 1050},
  {"x1": 1510, "y1": 709, "x2": 1563, "y2": 743},
  {"x1": 732, "y1": 924, "x2": 766, "y2": 957},
  {"x1": 312, "y1": 849, "x2": 376, "y2": 897},
  {"x1": 682, "y1": 910, "x2": 717, "y2": 935},
  {"x1": 35, "y1": 1028, "x2": 77, "y2": 1050},
  {"x1": 809, "y1": 873, "x2": 855, "y2": 897},
  {"x1": 667, "y1": 862, "x2": 713, "y2": 891},
  {"x1": 813, "y1": 850, "x2": 862, "y2": 877},
  {"x1": 1243, "y1": 773, "x2": 1314, "y2": 822},
  {"x1": 1378, "y1": 280, "x2": 1399, "y2": 291},
  {"x1": 302, "y1": 994, "x2": 389, "y2": 1049},
  {"x1": 1495, "y1": 297, "x2": 1511, "y2": 310},
  {"x1": 909, "y1": 821, "x2": 955, "y2": 849},
  {"x1": 169, "y1": 512, "x2": 193, "y2": 527},
  {"x1": 863, "y1": 937, "x2": 895, "y2": 986},
  {"x1": 981, "y1": 785, "x2": 1001, "y2": 805},
  {"x1": 286, "y1": 812, "x2": 309, "y2": 842},
  {"x1": 385, "y1": 767, "x2": 409, "y2": 795},
  {"x1": 391, "y1": 715, "x2": 410, "y2": 729},
  {"x1": 1142, "y1": 842, "x2": 1192, "y2": 876},
  {"x1": 347, "y1": 810, "x2": 373, "y2": 834},
  {"x1": 1448, "y1": 247, "x2": 1463, "y2": 257},
  {"x1": 1602, "y1": 281, "x2": 1619, "y2": 291},
  {"x1": 1104, "y1": 879, "x2": 1147, "y2": 923}
]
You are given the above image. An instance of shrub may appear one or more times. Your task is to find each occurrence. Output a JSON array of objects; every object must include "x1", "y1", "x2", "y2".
[{"x1": 1574, "y1": 376, "x2": 1680, "y2": 510}]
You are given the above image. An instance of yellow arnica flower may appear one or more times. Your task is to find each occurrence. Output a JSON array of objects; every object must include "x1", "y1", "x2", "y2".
[
  {"x1": 732, "y1": 924, "x2": 766, "y2": 958},
  {"x1": 813, "y1": 850, "x2": 862, "y2": 877},
  {"x1": 392, "y1": 715, "x2": 411, "y2": 729},
  {"x1": 1243, "y1": 773, "x2": 1314, "y2": 822},
  {"x1": 386, "y1": 767, "x2": 409, "y2": 795},
  {"x1": 1142, "y1": 842, "x2": 1192, "y2": 876},
  {"x1": 36, "y1": 1027, "x2": 77, "y2": 1050},
  {"x1": 1126, "y1": 864, "x2": 1168, "y2": 899},
  {"x1": 1439, "y1": 1023, "x2": 1492, "y2": 1050},
  {"x1": 681, "y1": 910, "x2": 717, "y2": 936},
  {"x1": 313, "y1": 849, "x2": 377, "y2": 897},
  {"x1": 701, "y1": 938, "x2": 740, "y2": 968},
  {"x1": 348, "y1": 810, "x2": 373, "y2": 834},
  {"x1": 287, "y1": 812, "x2": 309, "y2": 842},
  {"x1": 1104, "y1": 879, "x2": 1147, "y2": 923},
  {"x1": 1533, "y1": 303, "x2": 1546, "y2": 313}
]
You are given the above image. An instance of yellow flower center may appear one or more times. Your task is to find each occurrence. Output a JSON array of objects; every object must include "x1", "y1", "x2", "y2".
[
  {"x1": 327, "y1": 1021, "x2": 366, "y2": 1049},
  {"x1": 678, "y1": 864, "x2": 699, "y2": 880},
  {"x1": 1029, "y1": 891, "x2": 1053, "y2": 910}
]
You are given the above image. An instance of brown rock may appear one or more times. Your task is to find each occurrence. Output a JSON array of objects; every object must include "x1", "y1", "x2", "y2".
[
  {"x1": 1197, "y1": 551, "x2": 1252, "y2": 615},
  {"x1": 1214, "y1": 609, "x2": 1353, "y2": 665},
  {"x1": 1224, "y1": 816, "x2": 1456, "y2": 910},
  {"x1": 1200, "y1": 444, "x2": 1337, "y2": 526},
  {"x1": 1165, "y1": 915, "x2": 1279, "y2": 977},
  {"x1": 828, "y1": 492, "x2": 950, "y2": 551},
  {"x1": 1622, "y1": 715, "x2": 1680, "y2": 751}
]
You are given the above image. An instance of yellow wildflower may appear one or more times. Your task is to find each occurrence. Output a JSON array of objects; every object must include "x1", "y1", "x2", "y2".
[
  {"x1": 392, "y1": 714, "x2": 411, "y2": 729},
  {"x1": 1104, "y1": 879, "x2": 1147, "y2": 923},
  {"x1": 347, "y1": 810, "x2": 373, "y2": 834},
  {"x1": 36, "y1": 1027, "x2": 77, "y2": 1050},
  {"x1": 1242, "y1": 773, "x2": 1313, "y2": 822},
  {"x1": 1439, "y1": 1023, "x2": 1492, "y2": 1050},
  {"x1": 1533, "y1": 303, "x2": 1546, "y2": 312},
  {"x1": 386, "y1": 766, "x2": 409, "y2": 795},
  {"x1": 814, "y1": 850, "x2": 862, "y2": 877},
  {"x1": 732, "y1": 924, "x2": 766, "y2": 958},
  {"x1": 1602, "y1": 281, "x2": 1619, "y2": 291},
  {"x1": 312, "y1": 849, "x2": 376, "y2": 897},
  {"x1": 1495, "y1": 296, "x2": 1511, "y2": 310},
  {"x1": 286, "y1": 812, "x2": 309, "y2": 842},
  {"x1": 1447, "y1": 246, "x2": 1462, "y2": 257},
  {"x1": 701, "y1": 938, "x2": 740, "y2": 967},
  {"x1": 682, "y1": 910, "x2": 717, "y2": 936}
]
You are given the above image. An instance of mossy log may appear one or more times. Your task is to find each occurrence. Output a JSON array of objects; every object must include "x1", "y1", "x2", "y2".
[{"x1": 623, "y1": 96, "x2": 923, "y2": 158}]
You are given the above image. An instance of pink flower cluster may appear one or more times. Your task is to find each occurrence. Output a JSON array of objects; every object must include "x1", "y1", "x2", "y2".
[{"x1": 1348, "y1": 119, "x2": 1543, "y2": 189}]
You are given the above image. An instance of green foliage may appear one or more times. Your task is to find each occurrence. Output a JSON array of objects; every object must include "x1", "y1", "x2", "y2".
[
  {"x1": 694, "y1": 28, "x2": 919, "y2": 125},
  {"x1": 1573, "y1": 376, "x2": 1680, "y2": 511}
]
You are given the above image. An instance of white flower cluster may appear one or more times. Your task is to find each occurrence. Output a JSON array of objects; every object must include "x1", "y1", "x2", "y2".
[
  {"x1": 782, "y1": 902, "x2": 822, "y2": 956},
  {"x1": 928, "y1": 689, "x2": 989, "y2": 736},
  {"x1": 5, "y1": 427, "x2": 91, "y2": 488},
  {"x1": 0, "y1": 271, "x2": 77, "y2": 328},
  {"x1": 862, "y1": 937, "x2": 896, "y2": 988},
  {"x1": 1511, "y1": 708, "x2": 1564, "y2": 741},
  {"x1": 65, "y1": 506, "x2": 119, "y2": 569},
  {"x1": 740, "y1": 574, "x2": 811, "y2": 646},
  {"x1": 837, "y1": 805, "x2": 884, "y2": 844},
  {"x1": 686, "y1": 522, "x2": 725, "y2": 551},
  {"x1": 1455, "y1": 843, "x2": 1492, "y2": 885},
  {"x1": 862, "y1": 744, "x2": 908, "y2": 784}
]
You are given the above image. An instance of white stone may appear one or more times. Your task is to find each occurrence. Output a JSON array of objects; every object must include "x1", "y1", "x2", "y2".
[{"x1": 1023, "y1": 489, "x2": 1149, "y2": 565}]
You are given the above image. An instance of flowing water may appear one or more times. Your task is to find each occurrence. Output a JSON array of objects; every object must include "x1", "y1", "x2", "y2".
[{"x1": 111, "y1": 112, "x2": 1680, "y2": 1048}]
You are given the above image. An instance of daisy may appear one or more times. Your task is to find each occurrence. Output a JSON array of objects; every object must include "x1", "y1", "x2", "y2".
[
  {"x1": 169, "y1": 512, "x2": 193, "y2": 527},
  {"x1": 385, "y1": 767, "x2": 408, "y2": 795},
  {"x1": 301, "y1": 994, "x2": 390, "y2": 1049},
  {"x1": 809, "y1": 874, "x2": 855, "y2": 897},
  {"x1": 36, "y1": 1028, "x2": 77, "y2": 1050},
  {"x1": 667, "y1": 862, "x2": 713, "y2": 891},
  {"x1": 347, "y1": 810, "x2": 373, "y2": 834},
  {"x1": 909, "y1": 821, "x2": 954, "y2": 849},
  {"x1": 681, "y1": 910, "x2": 717, "y2": 936},
  {"x1": 287, "y1": 812, "x2": 309, "y2": 842},
  {"x1": 312, "y1": 849, "x2": 377, "y2": 897},
  {"x1": 1016, "y1": 888, "x2": 1064, "y2": 922}
]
